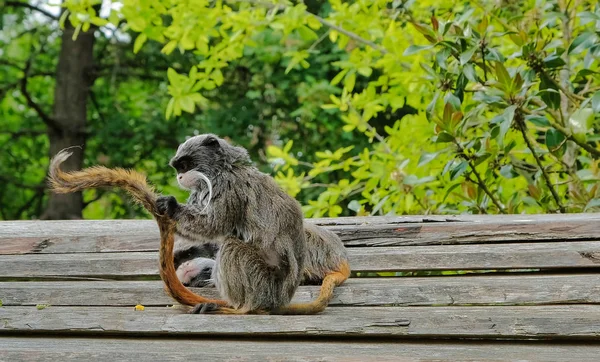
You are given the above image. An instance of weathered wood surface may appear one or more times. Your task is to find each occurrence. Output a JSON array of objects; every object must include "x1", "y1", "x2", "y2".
[
  {"x1": 2, "y1": 241, "x2": 599, "y2": 278},
  {"x1": 2, "y1": 213, "x2": 600, "y2": 254},
  {"x1": 2, "y1": 337, "x2": 600, "y2": 362},
  {"x1": 1, "y1": 305, "x2": 599, "y2": 340},
  {"x1": 2, "y1": 274, "x2": 599, "y2": 307}
]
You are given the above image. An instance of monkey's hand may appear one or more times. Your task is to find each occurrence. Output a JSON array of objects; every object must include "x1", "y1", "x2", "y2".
[{"x1": 157, "y1": 195, "x2": 179, "y2": 218}]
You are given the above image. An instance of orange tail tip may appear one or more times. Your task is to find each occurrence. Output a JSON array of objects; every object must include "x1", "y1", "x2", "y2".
[{"x1": 275, "y1": 260, "x2": 351, "y2": 315}]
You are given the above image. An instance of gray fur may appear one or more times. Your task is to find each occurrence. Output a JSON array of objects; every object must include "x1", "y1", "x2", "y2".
[
  {"x1": 158, "y1": 134, "x2": 306, "y2": 312},
  {"x1": 301, "y1": 222, "x2": 348, "y2": 283}
]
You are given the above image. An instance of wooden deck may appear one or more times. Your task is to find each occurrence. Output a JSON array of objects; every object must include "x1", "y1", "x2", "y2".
[{"x1": 1, "y1": 213, "x2": 600, "y2": 361}]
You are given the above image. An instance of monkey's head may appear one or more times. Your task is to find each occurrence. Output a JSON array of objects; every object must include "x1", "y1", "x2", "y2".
[{"x1": 169, "y1": 133, "x2": 250, "y2": 190}]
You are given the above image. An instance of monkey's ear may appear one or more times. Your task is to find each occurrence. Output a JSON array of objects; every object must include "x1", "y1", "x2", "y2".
[{"x1": 204, "y1": 137, "x2": 220, "y2": 148}]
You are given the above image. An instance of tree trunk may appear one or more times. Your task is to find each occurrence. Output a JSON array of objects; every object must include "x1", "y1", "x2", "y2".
[{"x1": 41, "y1": 18, "x2": 96, "y2": 220}]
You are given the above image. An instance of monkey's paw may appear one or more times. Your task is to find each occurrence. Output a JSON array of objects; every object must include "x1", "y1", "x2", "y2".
[
  {"x1": 157, "y1": 195, "x2": 178, "y2": 218},
  {"x1": 189, "y1": 303, "x2": 220, "y2": 314}
]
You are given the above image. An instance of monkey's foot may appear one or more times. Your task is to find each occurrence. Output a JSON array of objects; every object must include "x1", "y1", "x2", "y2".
[{"x1": 189, "y1": 303, "x2": 220, "y2": 314}]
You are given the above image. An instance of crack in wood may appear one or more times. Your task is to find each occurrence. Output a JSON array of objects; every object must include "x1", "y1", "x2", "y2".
[
  {"x1": 368, "y1": 319, "x2": 411, "y2": 327},
  {"x1": 579, "y1": 252, "x2": 600, "y2": 264},
  {"x1": 33, "y1": 239, "x2": 53, "y2": 253}
]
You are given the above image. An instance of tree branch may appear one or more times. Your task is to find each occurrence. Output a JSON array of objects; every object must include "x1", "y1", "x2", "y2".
[
  {"x1": 20, "y1": 57, "x2": 61, "y2": 131},
  {"x1": 230, "y1": 0, "x2": 389, "y2": 54},
  {"x1": 5, "y1": 1, "x2": 58, "y2": 20},
  {"x1": 14, "y1": 189, "x2": 46, "y2": 220},
  {"x1": 456, "y1": 143, "x2": 506, "y2": 213},
  {"x1": 515, "y1": 112, "x2": 566, "y2": 213},
  {"x1": 527, "y1": 99, "x2": 600, "y2": 159},
  {"x1": 0, "y1": 175, "x2": 46, "y2": 190},
  {"x1": 308, "y1": 13, "x2": 389, "y2": 54},
  {"x1": 0, "y1": 130, "x2": 46, "y2": 138}
]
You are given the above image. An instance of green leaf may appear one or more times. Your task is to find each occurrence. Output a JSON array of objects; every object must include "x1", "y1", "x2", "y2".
[
  {"x1": 495, "y1": 105, "x2": 516, "y2": 147},
  {"x1": 584, "y1": 198, "x2": 600, "y2": 212},
  {"x1": 435, "y1": 131, "x2": 454, "y2": 143},
  {"x1": 546, "y1": 128, "x2": 566, "y2": 156},
  {"x1": 165, "y1": 98, "x2": 175, "y2": 120},
  {"x1": 449, "y1": 160, "x2": 468, "y2": 180},
  {"x1": 418, "y1": 151, "x2": 439, "y2": 167},
  {"x1": 435, "y1": 47, "x2": 451, "y2": 69},
  {"x1": 442, "y1": 183, "x2": 461, "y2": 202},
  {"x1": 133, "y1": 33, "x2": 147, "y2": 54},
  {"x1": 500, "y1": 164, "x2": 517, "y2": 179},
  {"x1": 460, "y1": 46, "x2": 478, "y2": 65},
  {"x1": 473, "y1": 152, "x2": 492, "y2": 166},
  {"x1": 539, "y1": 73, "x2": 561, "y2": 110},
  {"x1": 444, "y1": 93, "x2": 461, "y2": 110},
  {"x1": 568, "y1": 32, "x2": 597, "y2": 55},
  {"x1": 331, "y1": 69, "x2": 349, "y2": 86},
  {"x1": 347, "y1": 200, "x2": 361, "y2": 213},
  {"x1": 344, "y1": 72, "x2": 356, "y2": 92},
  {"x1": 494, "y1": 61, "x2": 511, "y2": 87},
  {"x1": 403, "y1": 44, "x2": 433, "y2": 56},
  {"x1": 410, "y1": 22, "x2": 437, "y2": 43},
  {"x1": 462, "y1": 63, "x2": 478, "y2": 82},
  {"x1": 569, "y1": 108, "x2": 594, "y2": 138},
  {"x1": 592, "y1": 91, "x2": 600, "y2": 113},
  {"x1": 525, "y1": 115, "x2": 551, "y2": 127},
  {"x1": 297, "y1": 25, "x2": 318, "y2": 42},
  {"x1": 161, "y1": 40, "x2": 178, "y2": 55}
]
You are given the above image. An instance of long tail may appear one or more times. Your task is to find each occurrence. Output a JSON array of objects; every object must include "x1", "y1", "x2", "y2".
[
  {"x1": 156, "y1": 216, "x2": 227, "y2": 306},
  {"x1": 48, "y1": 149, "x2": 227, "y2": 307},
  {"x1": 48, "y1": 149, "x2": 159, "y2": 215},
  {"x1": 274, "y1": 260, "x2": 351, "y2": 315}
]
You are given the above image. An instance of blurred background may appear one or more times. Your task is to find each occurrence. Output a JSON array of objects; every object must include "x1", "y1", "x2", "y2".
[{"x1": 1, "y1": 0, "x2": 599, "y2": 220}]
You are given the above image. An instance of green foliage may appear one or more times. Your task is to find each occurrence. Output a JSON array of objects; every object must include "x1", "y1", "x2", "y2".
[{"x1": 3, "y1": 0, "x2": 600, "y2": 219}]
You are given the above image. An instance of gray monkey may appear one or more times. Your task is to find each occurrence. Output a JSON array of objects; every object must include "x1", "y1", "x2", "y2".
[
  {"x1": 157, "y1": 134, "x2": 309, "y2": 314},
  {"x1": 163, "y1": 134, "x2": 350, "y2": 314}
]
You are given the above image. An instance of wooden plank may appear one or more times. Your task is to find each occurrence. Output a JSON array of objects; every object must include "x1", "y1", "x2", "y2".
[
  {"x1": 2, "y1": 274, "x2": 599, "y2": 307},
  {"x1": 2, "y1": 213, "x2": 600, "y2": 254},
  {"x1": 1, "y1": 305, "x2": 599, "y2": 340},
  {"x1": 1, "y1": 241, "x2": 599, "y2": 278},
  {"x1": 2, "y1": 337, "x2": 600, "y2": 362}
]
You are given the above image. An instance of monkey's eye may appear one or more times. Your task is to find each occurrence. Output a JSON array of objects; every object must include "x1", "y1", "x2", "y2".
[{"x1": 180, "y1": 161, "x2": 189, "y2": 172}]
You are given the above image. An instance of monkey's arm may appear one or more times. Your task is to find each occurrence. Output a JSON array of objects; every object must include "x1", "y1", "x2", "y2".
[{"x1": 157, "y1": 195, "x2": 236, "y2": 239}]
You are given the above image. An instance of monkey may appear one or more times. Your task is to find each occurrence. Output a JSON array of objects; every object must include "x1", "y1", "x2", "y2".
[
  {"x1": 173, "y1": 242, "x2": 218, "y2": 288},
  {"x1": 157, "y1": 134, "x2": 310, "y2": 315},
  {"x1": 173, "y1": 222, "x2": 350, "y2": 309},
  {"x1": 47, "y1": 149, "x2": 228, "y2": 308},
  {"x1": 158, "y1": 134, "x2": 351, "y2": 314},
  {"x1": 48, "y1": 134, "x2": 350, "y2": 314}
]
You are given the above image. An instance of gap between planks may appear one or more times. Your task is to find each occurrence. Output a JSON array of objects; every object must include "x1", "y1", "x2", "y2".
[
  {"x1": 1, "y1": 337, "x2": 600, "y2": 362},
  {"x1": 1, "y1": 274, "x2": 600, "y2": 307},
  {"x1": 1, "y1": 241, "x2": 600, "y2": 278},
  {"x1": 1, "y1": 305, "x2": 600, "y2": 341},
  {"x1": 2, "y1": 213, "x2": 600, "y2": 254}
]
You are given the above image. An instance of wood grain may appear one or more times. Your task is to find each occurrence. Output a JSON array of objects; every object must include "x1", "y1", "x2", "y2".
[
  {"x1": 2, "y1": 337, "x2": 599, "y2": 362},
  {"x1": 2, "y1": 274, "x2": 599, "y2": 307},
  {"x1": 2, "y1": 213, "x2": 600, "y2": 254},
  {"x1": 1, "y1": 305, "x2": 599, "y2": 340},
  {"x1": 2, "y1": 241, "x2": 599, "y2": 278}
]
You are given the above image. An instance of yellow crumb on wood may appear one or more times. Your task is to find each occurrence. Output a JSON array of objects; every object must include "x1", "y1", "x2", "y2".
[{"x1": 134, "y1": 304, "x2": 145, "y2": 311}]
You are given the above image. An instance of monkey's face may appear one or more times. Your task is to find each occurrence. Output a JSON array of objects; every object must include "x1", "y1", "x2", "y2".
[
  {"x1": 169, "y1": 135, "x2": 224, "y2": 190},
  {"x1": 169, "y1": 134, "x2": 250, "y2": 188}
]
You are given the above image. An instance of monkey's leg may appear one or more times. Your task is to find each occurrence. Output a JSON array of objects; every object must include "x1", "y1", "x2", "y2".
[
  {"x1": 192, "y1": 238, "x2": 299, "y2": 315},
  {"x1": 188, "y1": 303, "x2": 268, "y2": 315},
  {"x1": 277, "y1": 260, "x2": 351, "y2": 315}
]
